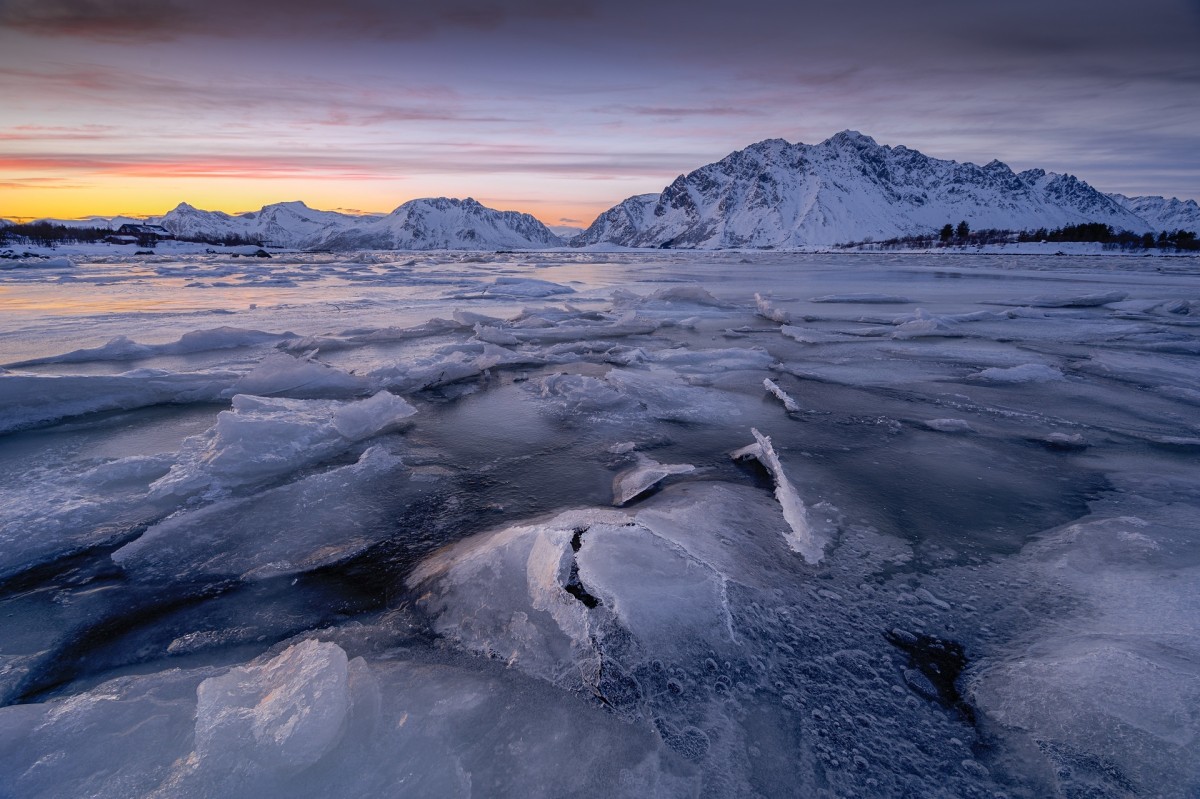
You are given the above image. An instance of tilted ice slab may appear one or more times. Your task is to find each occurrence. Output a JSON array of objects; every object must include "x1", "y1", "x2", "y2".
[
  {"x1": 0, "y1": 368, "x2": 237, "y2": 434},
  {"x1": 611, "y1": 454, "x2": 696, "y2": 505},
  {"x1": 731, "y1": 428, "x2": 826, "y2": 564},
  {"x1": 611, "y1": 284, "x2": 729, "y2": 309},
  {"x1": 1004, "y1": 290, "x2": 1129, "y2": 308},
  {"x1": 453, "y1": 277, "x2": 576, "y2": 299},
  {"x1": 227, "y1": 352, "x2": 371, "y2": 399},
  {"x1": 809, "y1": 293, "x2": 914, "y2": 304},
  {"x1": 370, "y1": 342, "x2": 542, "y2": 393},
  {"x1": 762, "y1": 378, "x2": 801, "y2": 413},
  {"x1": 0, "y1": 454, "x2": 174, "y2": 579},
  {"x1": 149, "y1": 391, "x2": 416, "y2": 500},
  {"x1": 114, "y1": 446, "x2": 405, "y2": 581},
  {"x1": 6, "y1": 326, "x2": 293, "y2": 367},
  {"x1": 474, "y1": 311, "x2": 659, "y2": 345}
]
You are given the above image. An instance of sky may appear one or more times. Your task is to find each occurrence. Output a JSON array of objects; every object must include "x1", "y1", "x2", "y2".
[{"x1": 1, "y1": 0, "x2": 1198, "y2": 226}]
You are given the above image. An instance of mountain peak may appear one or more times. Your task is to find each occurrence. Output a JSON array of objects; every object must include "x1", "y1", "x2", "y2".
[{"x1": 825, "y1": 130, "x2": 879, "y2": 148}]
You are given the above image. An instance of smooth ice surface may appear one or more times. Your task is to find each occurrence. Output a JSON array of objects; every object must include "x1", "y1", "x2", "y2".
[{"x1": 2, "y1": 249, "x2": 1199, "y2": 798}]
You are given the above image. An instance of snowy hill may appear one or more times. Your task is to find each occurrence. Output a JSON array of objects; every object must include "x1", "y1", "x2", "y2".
[
  {"x1": 574, "y1": 131, "x2": 1187, "y2": 248},
  {"x1": 149, "y1": 198, "x2": 561, "y2": 250},
  {"x1": 318, "y1": 197, "x2": 563, "y2": 250}
]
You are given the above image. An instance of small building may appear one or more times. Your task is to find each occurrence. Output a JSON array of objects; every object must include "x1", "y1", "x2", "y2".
[
  {"x1": 116, "y1": 224, "x2": 175, "y2": 241},
  {"x1": 104, "y1": 234, "x2": 140, "y2": 245}
]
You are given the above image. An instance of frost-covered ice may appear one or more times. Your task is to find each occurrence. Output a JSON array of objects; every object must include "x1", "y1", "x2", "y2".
[
  {"x1": 611, "y1": 453, "x2": 696, "y2": 505},
  {"x1": 149, "y1": 391, "x2": 416, "y2": 499},
  {"x1": 2, "y1": 249, "x2": 1199, "y2": 798},
  {"x1": 731, "y1": 428, "x2": 826, "y2": 563}
]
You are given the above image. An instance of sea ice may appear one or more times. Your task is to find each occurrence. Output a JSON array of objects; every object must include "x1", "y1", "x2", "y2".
[
  {"x1": 762, "y1": 378, "x2": 801, "y2": 413},
  {"x1": 970, "y1": 363, "x2": 1065, "y2": 383},
  {"x1": 113, "y1": 446, "x2": 405, "y2": 581},
  {"x1": 611, "y1": 454, "x2": 696, "y2": 505},
  {"x1": 148, "y1": 391, "x2": 415, "y2": 499},
  {"x1": 731, "y1": 428, "x2": 826, "y2": 564},
  {"x1": 0, "y1": 369, "x2": 237, "y2": 433},
  {"x1": 809, "y1": 293, "x2": 913, "y2": 304},
  {"x1": 754, "y1": 292, "x2": 791, "y2": 323}
]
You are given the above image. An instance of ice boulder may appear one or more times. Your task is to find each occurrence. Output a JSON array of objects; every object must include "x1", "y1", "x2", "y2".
[{"x1": 194, "y1": 640, "x2": 357, "y2": 773}]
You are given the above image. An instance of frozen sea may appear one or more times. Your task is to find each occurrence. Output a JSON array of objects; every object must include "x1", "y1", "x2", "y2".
[{"x1": 0, "y1": 249, "x2": 1198, "y2": 798}]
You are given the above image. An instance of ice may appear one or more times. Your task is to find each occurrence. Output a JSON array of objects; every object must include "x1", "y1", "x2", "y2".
[
  {"x1": 925, "y1": 418, "x2": 973, "y2": 433},
  {"x1": 228, "y1": 352, "x2": 370, "y2": 398},
  {"x1": 457, "y1": 276, "x2": 575, "y2": 298},
  {"x1": 370, "y1": 342, "x2": 538, "y2": 393},
  {"x1": 604, "y1": 368, "x2": 743, "y2": 424},
  {"x1": 731, "y1": 428, "x2": 826, "y2": 564},
  {"x1": 779, "y1": 325, "x2": 858, "y2": 344},
  {"x1": 809, "y1": 293, "x2": 913, "y2": 303},
  {"x1": 0, "y1": 255, "x2": 75, "y2": 270},
  {"x1": 0, "y1": 454, "x2": 173, "y2": 579},
  {"x1": 970, "y1": 508, "x2": 1200, "y2": 797},
  {"x1": 0, "y1": 369, "x2": 236, "y2": 433},
  {"x1": 762, "y1": 378, "x2": 801, "y2": 413},
  {"x1": 3, "y1": 251, "x2": 1200, "y2": 797},
  {"x1": 611, "y1": 453, "x2": 696, "y2": 505},
  {"x1": 754, "y1": 292, "x2": 791, "y2": 323},
  {"x1": 7, "y1": 327, "x2": 292, "y2": 367},
  {"x1": 149, "y1": 391, "x2": 415, "y2": 499},
  {"x1": 193, "y1": 639, "x2": 354, "y2": 773},
  {"x1": 113, "y1": 446, "x2": 404, "y2": 581},
  {"x1": 971, "y1": 363, "x2": 1065, "y2": 383},
  {"x1": 1010, "y1": 290, "x2": 1129, "y2": 307},
  {"x1": 474, "y1": 311, "x2": 659, "y2": 344},
  {"x1": 409, "y1": 481, "x2": 802, "y2": 692}
]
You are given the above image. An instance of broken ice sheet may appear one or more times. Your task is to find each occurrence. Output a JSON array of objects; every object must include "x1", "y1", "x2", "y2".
[
  {"x1": 731, "y1": 428, "x2": 827, "y2": 564},
  {"x1": 611, "y1": 453, "x2": 696, "y2": 505}
]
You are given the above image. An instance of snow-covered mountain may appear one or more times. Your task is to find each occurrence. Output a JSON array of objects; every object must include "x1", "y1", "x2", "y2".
[
  {"x1": 26, "y1": 215, "x2": 144, "y2": 229},
  {"x1": 574, "y1": 131, "x2": 1187, "y2": 248},
  {"x1": 1108, "y1": 194, "x2": 1200, "y2": 235},
  {"x1": 317, "y1": 197, "x2": 563, "y2": 250},
  {"x1": 148, "y1": 198, "x2": 562, "y2": 250},
  {"x1": 152, "y1": 201, "x2": 365, "y2": 247}
]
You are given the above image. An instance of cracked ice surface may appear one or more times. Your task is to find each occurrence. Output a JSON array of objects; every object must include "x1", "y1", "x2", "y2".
[{"x1": 1, "y1": 250, "x2": 1199, "y2": 797}]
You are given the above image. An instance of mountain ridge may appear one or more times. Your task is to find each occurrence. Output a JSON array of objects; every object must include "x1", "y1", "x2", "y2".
[{"x1": 573, "y1": 131, "x2": 1197, "y2": 248}]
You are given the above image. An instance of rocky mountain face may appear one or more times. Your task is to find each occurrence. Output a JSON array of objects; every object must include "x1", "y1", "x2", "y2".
[
  {"x1": 152, "y1": 198, "x2": 562, "y2": 250},
  {"x1": 573, "y1": 132, "x2": 1184, "y2": 248}
]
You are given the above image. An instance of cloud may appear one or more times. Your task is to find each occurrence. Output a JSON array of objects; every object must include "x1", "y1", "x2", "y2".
[
  {"x1": 558, "y1": 217, "x2": 581, "y2": 223},
  {"x1": 0, "y1": 0, "x2": 594, "y2": 42}
]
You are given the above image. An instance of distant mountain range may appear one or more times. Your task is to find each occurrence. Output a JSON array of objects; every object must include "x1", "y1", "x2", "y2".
[
  {"x1": 573, "y1": 131, "x2": 1200, "y2": 248},
  {"x1": 22, "y1": 132, "x2": 1200, "y2": 250},
  {"x1": 149, "y1": 197, "x2": 563, "y2": 250}
]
